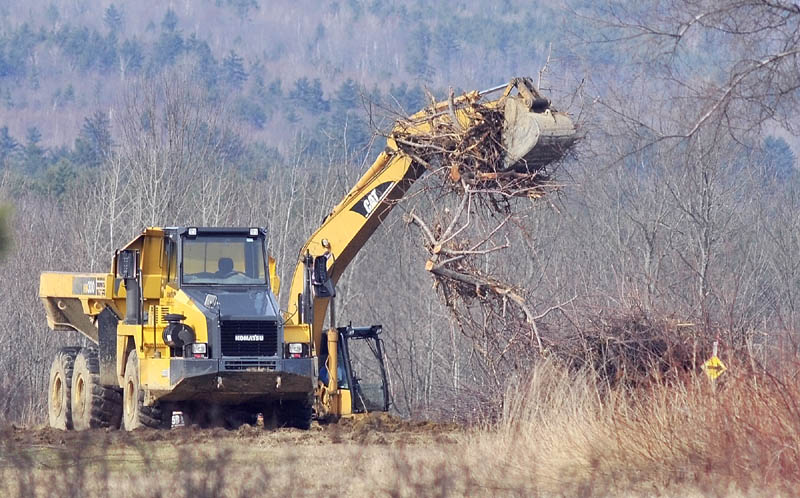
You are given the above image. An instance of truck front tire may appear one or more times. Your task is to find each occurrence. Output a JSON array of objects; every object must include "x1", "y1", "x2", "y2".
[{"x1": 122, "y1": 353, "x2": 170, "y2": 430}]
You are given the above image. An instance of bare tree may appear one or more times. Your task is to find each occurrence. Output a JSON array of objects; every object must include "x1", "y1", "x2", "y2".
[
  {"x1": 114, "y1": 67, "x2": 241, "y2": 228},
  {"x1": 582, "y1": 0, "x2": 800, "y2": 140}
]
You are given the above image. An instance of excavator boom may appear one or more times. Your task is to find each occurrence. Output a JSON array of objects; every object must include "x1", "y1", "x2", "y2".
[{"x1": 287, "y1": 78, "x2": 578, "y2": 357}]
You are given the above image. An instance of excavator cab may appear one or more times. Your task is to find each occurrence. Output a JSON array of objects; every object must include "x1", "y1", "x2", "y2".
[
  {"x1": 307, "y1": 254, "x2": 390, "y2": 416},
  {"x1": 338, "y1": 325, "x2": 389, "y2": 413},
  {"x1": 318, "y1": 324, "x2": 389, "y2": 415}
]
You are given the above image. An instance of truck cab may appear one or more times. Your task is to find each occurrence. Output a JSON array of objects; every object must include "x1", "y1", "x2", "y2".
[{"x1": 157, "y1": 227, "x2": 314, "y2": 398}]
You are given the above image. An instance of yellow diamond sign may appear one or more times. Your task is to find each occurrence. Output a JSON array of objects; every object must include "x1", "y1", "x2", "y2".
[{"x1": 703, "y1": 355, "x2": 727, "y2": 381}]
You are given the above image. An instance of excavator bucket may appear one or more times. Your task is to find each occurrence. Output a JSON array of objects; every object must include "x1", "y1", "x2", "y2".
[
  {"x1": 500, "y1": 77, "x2": 578, "y2": 171},
  {"x1": 391, "y1": 77, "x2": 577, "y2": 198}
]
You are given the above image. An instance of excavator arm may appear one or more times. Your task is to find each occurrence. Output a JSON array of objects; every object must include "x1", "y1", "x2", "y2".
[
  {"x1": 286, "y1": 86, "x2": 485, "y2": 346},
  {"x1": 285, "y1": 142, "x2": 420, "y2": 342},
  {"x1": 288, "y1": 78, "x2": 575, "y2": 335},
  {"x1": 285, "y1": 78, "x2": 577, "y2": 416}
]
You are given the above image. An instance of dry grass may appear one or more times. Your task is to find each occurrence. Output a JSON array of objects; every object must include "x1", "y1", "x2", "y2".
[
  {"x1": 0, "y1": 419, "x2": 465, "y2": 497},
  {"x1": 2, "y1": 360, "x2": 799, "y2": 497},
  {"x1": 458, "y1": 360, "x2": 800, "y2": 496}
]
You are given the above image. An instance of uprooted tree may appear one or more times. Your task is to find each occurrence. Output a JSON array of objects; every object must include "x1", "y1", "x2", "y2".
[{"x1": 381, "y1": 79, "x2": 586, "y2": 387}]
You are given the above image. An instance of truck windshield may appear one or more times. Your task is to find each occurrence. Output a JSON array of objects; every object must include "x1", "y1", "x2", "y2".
[{"x1": 181, "y1": 234, "x2": 267, "y2": 285}]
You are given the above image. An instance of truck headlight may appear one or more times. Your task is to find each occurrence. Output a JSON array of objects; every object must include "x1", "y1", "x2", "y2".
[
  {"x1": 287, "y1": 343, "x2": 307, "y2": 358},
  {"x1": 190, "y1": 342, "x2": 208, "y2": 358}
]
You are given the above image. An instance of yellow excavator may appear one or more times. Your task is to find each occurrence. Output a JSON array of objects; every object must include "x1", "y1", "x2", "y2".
[{"x1": 39, "y1": 78, "x2": 576, "y2": 430}]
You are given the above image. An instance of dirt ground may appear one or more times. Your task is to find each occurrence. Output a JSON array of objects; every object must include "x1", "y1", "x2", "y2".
[{"x1": 0, "y1": 414, "x2": 475, "y2": 497}]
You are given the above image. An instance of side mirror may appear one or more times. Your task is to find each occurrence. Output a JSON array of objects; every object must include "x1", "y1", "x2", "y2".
[
  {"x1": 312, "y1": 255, "x2": 336, "y2": 298},
  {"x1": 117, "y1": 249, "x2": 141, "y2": 325},
  {"x1": 117, "y1": 250, "x2": 139, "y2": 279}
]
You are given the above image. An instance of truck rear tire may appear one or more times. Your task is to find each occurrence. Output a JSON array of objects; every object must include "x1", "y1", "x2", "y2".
[
  {"x1": 48, "y1": 347, "x2": 81, "y2": 430},
  {"x1": 71, "y1": 347, "x2": 122, "y2": 430},
  {"x1": 122, "y1": 353, "x2": 170, "y2": 430}
]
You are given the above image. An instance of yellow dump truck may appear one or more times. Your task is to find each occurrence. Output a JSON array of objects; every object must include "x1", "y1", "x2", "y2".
[
  {"x1": 40, "y1": 78, "x2": 577, "y2": 430},
  {"x1": 41, "y1": 227, "x2": 386, "y2": 429}
]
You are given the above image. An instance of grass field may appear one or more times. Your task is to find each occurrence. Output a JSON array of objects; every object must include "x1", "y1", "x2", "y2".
[{"x1": 3, "y1": 362, "x2": 799, "y2": 497}]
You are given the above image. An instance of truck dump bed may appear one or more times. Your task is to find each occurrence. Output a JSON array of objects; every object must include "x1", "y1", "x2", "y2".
[{"x1": 40, "y1": 272, "x2": 115, "y2": 343}]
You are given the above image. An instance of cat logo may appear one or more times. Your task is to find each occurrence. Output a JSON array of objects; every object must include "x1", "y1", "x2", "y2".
[{"x1": 350, "y1": 182, "x2": 395, "y2": 218}]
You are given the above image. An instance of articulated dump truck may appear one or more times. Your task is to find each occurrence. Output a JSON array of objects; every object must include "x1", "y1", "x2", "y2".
[{"x1": 40, "y1": 77, "x2": 577, "y2": 431}]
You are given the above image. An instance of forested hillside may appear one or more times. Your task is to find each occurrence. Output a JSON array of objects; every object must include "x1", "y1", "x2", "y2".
[
  {"x1": 0, "y1": 0, "x2": 566, "y2": 194},
  {"x1": 0, "y1": 0, "x2": 799, "y2": 434}
]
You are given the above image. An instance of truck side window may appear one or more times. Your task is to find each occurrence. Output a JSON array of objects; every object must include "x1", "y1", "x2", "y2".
[{"x1": 167, "y1": 239, "x2": 178, "y2": 283}]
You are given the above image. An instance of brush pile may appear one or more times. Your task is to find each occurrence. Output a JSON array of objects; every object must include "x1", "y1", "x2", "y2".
[
  {"x1": 399, "y1": 79, "x2": 721, "y2": 402},
  {"x1": 554, "y1": 311, "x2": 708, "y2": 386},
  {"x1": 394, "y1": 77, "x2": 576, "y2": 211}
]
